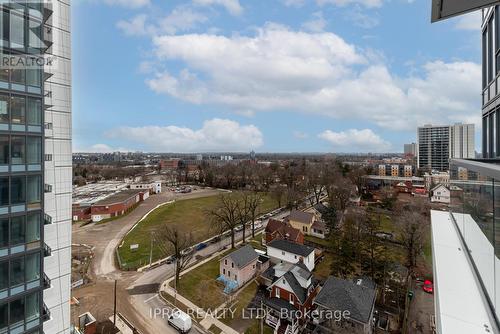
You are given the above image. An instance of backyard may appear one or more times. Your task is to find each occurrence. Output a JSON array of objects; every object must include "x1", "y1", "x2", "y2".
[{"x1": 117, "y1": 192, "x2": 277, "y2": 269}]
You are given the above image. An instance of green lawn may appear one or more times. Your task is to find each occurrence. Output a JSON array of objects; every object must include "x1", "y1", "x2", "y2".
[
  {"x1": 174, "y1": 250, "x2": 230, "y2": 310},
  {"x1": 117, "y1": 192, "x2": 277, "y2": 270},
  {"x1": 304, "y1": 235, "x2": 330, "y2": 248},
  {"x1": 314, "y1": 252, "x2": 334, "y2": 281}
]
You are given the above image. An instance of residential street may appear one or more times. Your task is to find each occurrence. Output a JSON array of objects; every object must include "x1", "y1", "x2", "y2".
[{"x1": 71, "y1": 188, "x2": 289, "y2": 334}]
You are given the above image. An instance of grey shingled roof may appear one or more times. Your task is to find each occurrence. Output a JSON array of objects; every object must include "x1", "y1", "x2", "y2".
[
  {"x1": 289, "y1": 210, "x2": 314, "y2": 224},
  {"x1": 314, "y1": 276, "x2": 377, "y2": 324},
  {"x1": 224, "y1": 245, "x2": 259, "y2": 269},
  {"x1": 267, "y1": 239, "x2": 314, "y2": 257},
  {"x1": 283, "y1": 271, "x2": 307, "y2": 303}
]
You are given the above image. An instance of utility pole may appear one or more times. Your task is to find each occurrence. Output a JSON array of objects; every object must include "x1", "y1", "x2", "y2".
[
  {"x1": 113, "y1": 280, "x2": 117, "y2": 326},
  {"x1": 149, "y1": 231, "x2": 154, "y2": 267}
]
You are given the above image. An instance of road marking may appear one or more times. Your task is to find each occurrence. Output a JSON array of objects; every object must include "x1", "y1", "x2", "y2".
[{"x1": 144, "y1": 294, "x2": 158, "y2": 303}]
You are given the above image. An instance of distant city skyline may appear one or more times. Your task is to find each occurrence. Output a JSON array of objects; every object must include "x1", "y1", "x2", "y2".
[{"x1": 73, "y1": 0, "x2": 482, "y2": 153}]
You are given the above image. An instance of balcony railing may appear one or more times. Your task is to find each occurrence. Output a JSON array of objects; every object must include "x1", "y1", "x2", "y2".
[
  {"x1": 44, "y1": 243, "x2": 51, "y2": 257},
  {"x1": 44, "y1": 213, "x2": 52, "y2": 225},
  {"x1": 449, "y1": 158, "x2": 500, "y2": 325},
  {"x1": 43, "y1": 272, "x2": 51, "y2": 289},
  {"x1": 41, "y1": 303, "x2": 50, "y2": 322}
]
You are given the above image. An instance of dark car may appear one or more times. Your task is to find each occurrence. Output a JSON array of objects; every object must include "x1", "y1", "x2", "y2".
[{"x1": 195, "y1": 243, "x2": 207, "y2": 251}]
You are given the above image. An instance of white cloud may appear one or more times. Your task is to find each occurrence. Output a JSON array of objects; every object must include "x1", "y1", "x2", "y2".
[
  {"x1": 160, "y1": 7, "x2": 208, "y2": 35},
  {"x1": 117, "y1": 7, "x2": 208, "y2": 37},
  {"x1": 145, "y1": 24, "x2": 481, "y2": 131},
  {"x1": 347, "y1": 6, "x2": 380, "y2": 28},
  {"x1": 317, "y1": 0, "x2": 383, "y2": 8},
  {"x1": 454, "y1": 11, "x2": 481, "y2": 31},
  {"x1": 192, "y1": 0, "x2": 243, "y2": 16},
  {"x1": 302, "y1": 12, "x2": 327, "y2": 32},
  {"x1": 74, "y1": 144, "x2": 131, "y2": 153},
  {"x1": 106, "y1": 119, "x2": 263, "y2": 152},
  {"x1": 318, "y1": 129, "x2": 391, "y2": 152},
  {"x1": 116, "y1": 14, "x2": 151, "y2": 36},
  {"x1": 103, "y1": 0, "x2": 150, "y2": 8}
]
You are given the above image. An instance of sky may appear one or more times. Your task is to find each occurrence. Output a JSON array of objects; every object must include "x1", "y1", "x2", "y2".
[{"x1": 72, "y1": 0, "x2": 483, "y2": 154}]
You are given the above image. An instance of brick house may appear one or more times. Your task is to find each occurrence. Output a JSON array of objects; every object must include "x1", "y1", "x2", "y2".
[
  {"x1": 264, "y1": 219, "x2": 304, "y2": 245},
  {"x1": 262, "y1": 263, "x2": 320, "y2": 334},
  {"x1": 90, "y1": 189, "x2": 145, "y2": 222},
  {"x1": 219, "y1": 245, "x2": 260, "y2": 289}
]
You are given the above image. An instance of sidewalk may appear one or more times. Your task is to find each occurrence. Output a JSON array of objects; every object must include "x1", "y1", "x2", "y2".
[{"x1": 160, "y1": 239, "x2": 249, "y2": 334}]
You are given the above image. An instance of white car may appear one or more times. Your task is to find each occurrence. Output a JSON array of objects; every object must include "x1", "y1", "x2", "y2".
[{"x1": 168, "y1": 309, "x2": 192, "y2": 333}]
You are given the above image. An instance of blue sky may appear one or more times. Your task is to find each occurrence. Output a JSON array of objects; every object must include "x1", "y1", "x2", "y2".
[{"x1": 73, "y1": 0, "x2": 482, "y2": 153}]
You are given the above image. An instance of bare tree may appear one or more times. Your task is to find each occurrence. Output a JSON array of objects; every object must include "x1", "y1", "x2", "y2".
[
  {"x1": 305, "y1": 163, "x2": 325, "y2": 205},
  {"x1": 209, "y1": 194, "x2": 241, "y2": 248},
  {"x1": 236, "y1": 193, "x2": 251, "y2": 244},
  {"x1": 325, "y1": 175, "x2": 354, "y2": 212},
  {"x1": 397, "y1": 211, "x2": 428, "y2": 273},
  {"x1": 246, "y1": 193, "x2": 262, "y2": 238},
  {"x1": 157, "y1": 226, "x2": 195, "y2": 289},
  {"x1": 379, "y1": 186, "x2": 397, "y2": 210},
  {"x1": 270, "y1": 185, "x2": 286, "y2": 208}
]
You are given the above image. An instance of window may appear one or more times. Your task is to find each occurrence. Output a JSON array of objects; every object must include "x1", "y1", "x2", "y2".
[
  {"x1": 0, "y1": 69, "x2": 8, "y2": 82},
  {"x1": 0, "y1": 303, "x2": 6, "y2": 332},
  {"x1": 26, "y1": 175, "x2": 41, "y2": 208},
  {"x1": 26, "y1": 213, "x2": 40, "y2": 244},
  {"x1": 27, "y1": 98, "x2": 41, "y2": 125},
  {"x1": 11, "y1": 136, "x2": 25, "y2": 164},
  {"x1": 282, "y1": 251, "x2": 285, "y2": 256},
  {"x1": 10, "y1": 216, "x2": 25, "y2": 245},
  {"x1": 26, "y1": 137, "x2": 41, "y2": 164},
  {"x1": 0, "y1": 219, "x2": 7, "y2": 248},
  {"x1": 26, "y1": 69, "x2": 40, "y2": 87},
  {"x1": 289, "y1": 294, "x2": 293, "y2": 304},
  {"x1": 231, "y1": 263, "x2": 234, "y2": 268},
  {"x1": 11, "y1": 176, "x2": 25, "y2": 204},
  {"x1": 234, "y1": 275, "x2": 237, "y2": 280},
  {"x1": 0, "y1": 261, "x2": 7, "y2": 291},
  {"x1": 224, "y1": 259, "x2": 227, "y2": 265},
  {"x1": 25, "y1": 292, "x2": 39, "y2": 323},
  {"x1": 275, "y1": 288, "x2": 279, "y2": 298},
  {"x1": 0, "y1": 178, "x2": 7, "y2": 206},
  {"x1": 9, "y1": 297, "x2": 24, "y2": 326},
  {"x1": 10, "y1": 69, "x2": 24, "y2": 85},
  {"x1": 0, "y1": 95, "x2": 8, "y2": 123},
  {"x1": 294, "y1": 255, "x2": 297, "y2": 259},
  {"x1": 228, "y1": 271, "x2": 231, "y2": 277},
  {"x1": 11, "y1": 96, "x2": 25, "y2": 124},
  {"x1": 0, "y1": 136, "x2": 7, "y2": 164},
  {"x1": 9, "y1": 11, "x2": 25, "y2": 49},
  {"x1": 223, "y1": 268, "x2": 225, "y2": 275},
  {"x1": 25, "y1": 253, "x2": 40, "y2": 283},
  {"x1": 10, "y1": 257, "x2": 25, "y2": 286}
]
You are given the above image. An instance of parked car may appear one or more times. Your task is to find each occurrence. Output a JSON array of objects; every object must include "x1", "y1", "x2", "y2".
[
  {"x1": 195, "y1": 242, "x2": 207, "y2": 251},
  {"x1": 235, "y1": 225, "x2": 244, "y2": 232},
  {"x1": 423, "y1": 280, "x2": 433, "y2": 294},
  {"x1": 180, "y1": 247, "x2": 193, "y2": 256},
  {"x1": 168, "y1": 309, "x2": 192, "y2": 333},
  {"x1": 165, "y1": 256, "x2": 175, "y2": 264},
  {"x1": 210, "y1": 236, "x2": 221, "y2": 243}
]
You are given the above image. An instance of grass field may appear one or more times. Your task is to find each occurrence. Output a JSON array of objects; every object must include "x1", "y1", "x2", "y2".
[
  {"x1": 117, "y1": 192, "x2": 277, "y2": 269},
  {"x1": 313, "y1": 252, "x2": 334, "y2": 281},
  {"x1": 175, "y1": 250, "x2": 229, "y2": 309}
]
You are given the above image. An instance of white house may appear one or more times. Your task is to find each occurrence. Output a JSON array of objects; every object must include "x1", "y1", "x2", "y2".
[
  {"x1": 266, "y1": 239, "x2": 315, "y2": 271},
  {"x1": 130, "y1": 181, "x2": 162, "y2": 194},
  {"x1": 431, "y1": 184, "x2": 450, "y2": 204}
]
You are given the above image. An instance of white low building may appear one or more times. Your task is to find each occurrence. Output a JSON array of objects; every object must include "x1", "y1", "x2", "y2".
[
  {"x1": 431, "y1": 184, "x2": 450, "y2": 204},
  {"x1": 130, "y1": 181, "x2": 162, "y2": 194},
  {"x1": 266, "y1": 239, "x2": 315, "y2": 271}
]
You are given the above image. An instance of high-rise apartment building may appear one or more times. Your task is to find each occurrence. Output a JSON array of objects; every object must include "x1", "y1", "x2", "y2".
[
  {"x1": 0, "y1": 1, "x2": 71, "y2": 333},
  {"x1": 417, "y1": 123, "x2": 474, "y2": 172},
  {"x1": 403, "y1": 142, "x2": 417, "y2": 156}
]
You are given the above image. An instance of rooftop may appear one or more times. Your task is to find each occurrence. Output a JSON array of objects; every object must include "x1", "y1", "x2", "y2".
[
  {"x1": 223, "y1": 244, "x2": 259, "y2": 269},
  {"x1": 267, "y1": 239, "x2": 314, "y2": 257},
  {"x1": 93, "y1": 189, "x2": 144, "y2": 206},
  {"x1": 288, "y1": 210, "x2": 314, "y2": 225},
  {"x1": 314, "y1": 276, "x2": 376, "y2": 324}
]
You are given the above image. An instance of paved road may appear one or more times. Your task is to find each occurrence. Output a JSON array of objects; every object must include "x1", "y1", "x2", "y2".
[{"x1": 72, "y1": 188, "x2": 289, "y2": 334}]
